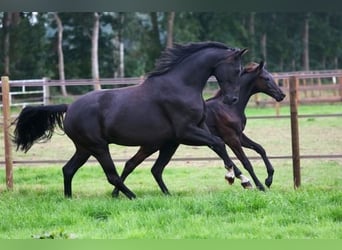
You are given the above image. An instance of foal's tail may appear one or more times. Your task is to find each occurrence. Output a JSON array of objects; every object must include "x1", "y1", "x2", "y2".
[{"x1": 12, "y1": 104, "x2": 68, "y2": 153}]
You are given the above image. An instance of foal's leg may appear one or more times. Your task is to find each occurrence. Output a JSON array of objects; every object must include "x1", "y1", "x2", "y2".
[
  {"x1": 150, "y1": 142, "x2": 179, "y2": 195},
  {"x1": 62, "y1": 148, "x2": 90, "y2": 198},
  {"x1": 241, "y1": 133, "x2": 274, "y2": 188},
  {"x1": 112, "y1": 146, "x2": 158, "y2": 197},
  {"x1": 92, "y1": 145, "x2": 136, "y2": 199},
  {"x1": 225, "y1": 163, "x2": 251, "y2": 187},
  {"x1": 227, "y1": 137, "x2": 265, "y2": 191}
]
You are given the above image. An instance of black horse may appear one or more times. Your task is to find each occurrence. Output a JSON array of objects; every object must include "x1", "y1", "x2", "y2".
[
  {"x1": 112, "y1": 61, "x2": 285, "y2": 196},
  {"x1": 13, "y1": 42, "x2": 247, "y2": 199}
]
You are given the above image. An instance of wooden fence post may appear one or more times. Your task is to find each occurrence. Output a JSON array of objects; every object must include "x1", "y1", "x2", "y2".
[
  {"x1": 338, "y1": 76, "x2": 342, "y2": 100},
  {"x1": 275, "y1": 78, "x2": 280, "y2": 116},
  {"x1": 289, "y1": 76, "x2": 301, "y2": 188},
  {"x1": 1, "y1": 76, "x2": 13, "y2": 190}
]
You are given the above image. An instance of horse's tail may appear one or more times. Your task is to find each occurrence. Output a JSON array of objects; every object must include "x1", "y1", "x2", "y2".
[{"x1": 12, "y1": 104, "x2": 68, "y2": 153}]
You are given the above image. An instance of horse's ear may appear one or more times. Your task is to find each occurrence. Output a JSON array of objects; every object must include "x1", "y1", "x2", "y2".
[
  {"x1": 259, "y1": 61, "x2": 265, "y2": 70},
  {"x1": 239, "y1": 48, "x2": 248, "y2": 57}
]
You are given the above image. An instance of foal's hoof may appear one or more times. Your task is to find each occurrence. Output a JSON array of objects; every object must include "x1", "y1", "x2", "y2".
[
  {"x1": 257, "y1": 185, "x2": 266, "y2": 192},
  {"x1": 241, "y1": 181, "x2": 253, "y2": 189},
  {"x1": 224, "y1": 175, "x2": 235, "y2": 185},
  {"x1": 265, "y1": 178, "x2": 273, "y2": 188}
]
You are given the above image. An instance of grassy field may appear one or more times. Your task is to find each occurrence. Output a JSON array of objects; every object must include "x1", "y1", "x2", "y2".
[
  {"x1": 0, "y1": 161, "x2": 341, "y2": 239},
  {"x1": 0, "y1": 103, "x2": 341, "y2": 239}
]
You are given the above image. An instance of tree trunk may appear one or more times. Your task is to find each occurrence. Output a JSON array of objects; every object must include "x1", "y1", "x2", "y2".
[
  {"x1": 303, "y1": 13, "x2": 310, "y2": 71},
  {"x1": 53, "y1": 12, "x2": 67, "y2": 96},
  {"x1": 118, "y1": 12, "x2": 125, "y2": 77},
  {"x1": 2, "y1": 12, "x2": 12, "y2": 76},
  {"x1": 291, "y1": 59, "x2": 296, "y2": 71},
  {"x1": 334, "y1": 56, "x2": 338, "y2": 69},
  {"x1": 2, "y1": 12, "x2": 21, "y2": 76},
  {"x1": 167, "y1": 12, "x2": 175, "y2": 48},
  {"x1": 261, "y1": 33, "x2": 267, "y2": 62},
  {"x1": 92, "y1": 12, "x2": 101, "y2": 90},
  {"x1": 248, "y1": 12, "x2": 255, "y2": 61},
  {"x1": 150, "y1": 12, "x2": 162, "y2": 52}
]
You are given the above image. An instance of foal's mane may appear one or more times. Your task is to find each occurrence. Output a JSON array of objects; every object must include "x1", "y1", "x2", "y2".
[
  {"x1": 147, "y1": 41, "x2": 235, "y2": 78},
  {"x1": 243, "y1": 62, "x2": 259, "y2": 73},
  {"x1": 206, "y1": 62, "x2": 260, "y2": 101}
]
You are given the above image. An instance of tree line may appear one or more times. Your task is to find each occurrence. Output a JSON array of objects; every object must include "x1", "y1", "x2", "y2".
[{"x1": 0, "y1": 12, "x2": 341, "y2": 95}]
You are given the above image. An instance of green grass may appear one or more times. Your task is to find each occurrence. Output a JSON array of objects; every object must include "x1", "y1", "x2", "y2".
[
  {"x1": 245, "y1": 102, "x2": 342, "y2": 116},
  {"x1": 0, "y1": 161, "x2": 341, "y2": 239}
]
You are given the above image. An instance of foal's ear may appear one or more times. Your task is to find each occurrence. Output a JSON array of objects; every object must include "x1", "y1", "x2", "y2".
[
  {"x1": 255, "y1": 61, "x2": 265, "y2": 74},
  {"x1": 258, "y1": 61, "x2": 265, "y2": 70}
]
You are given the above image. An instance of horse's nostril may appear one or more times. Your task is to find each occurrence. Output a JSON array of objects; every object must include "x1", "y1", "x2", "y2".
[
  {"x1": 223, "y1": 95, "x2": 239, "y2": 105},
  {"x1": 232, "y1": 97, "x2": 239, "y2": 104}
]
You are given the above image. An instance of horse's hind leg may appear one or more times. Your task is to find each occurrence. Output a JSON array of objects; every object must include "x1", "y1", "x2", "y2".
[
  {"x1": 63, "y1": 149, "x2": 90, "y2": 198},
  {"x1": 151, "y1": 142, "x2": 179, "y2": 195},
  {"x1": 112, "y1": 146, "x2": 158, "y2": 197},
  {"x1": 93, "y1": 146, "x2": 136, "y2": 199}
]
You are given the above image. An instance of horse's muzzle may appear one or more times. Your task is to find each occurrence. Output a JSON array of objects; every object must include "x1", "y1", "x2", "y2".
[{"x1": 276, "y1": 93, "x2": 286, "y2": 102}]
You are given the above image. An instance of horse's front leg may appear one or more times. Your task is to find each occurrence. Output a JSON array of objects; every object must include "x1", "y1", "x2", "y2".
[
  {"x1": 241, "y1": 133, "x2": 274, "y2": 188},
  {"x1": 150, "y1": 142, "x2": 179, "y2": 195},
  {"x1": 227, "y1": 135, "x2": 265, "y2": 191},
  {"x1": 176, "y1": 123, "x2": 236, "y2": 182},
  {"x1": 214, "y1": 124, "x2": 252, "y2": 188}
]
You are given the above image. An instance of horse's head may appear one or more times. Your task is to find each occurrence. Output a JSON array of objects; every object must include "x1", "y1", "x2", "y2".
[
  {"x1": 213, "y1": 48, "x2": 248, "y2": 105},
  {"x1": 251, "y1": 61, "x2": 286, "y2": 102}
]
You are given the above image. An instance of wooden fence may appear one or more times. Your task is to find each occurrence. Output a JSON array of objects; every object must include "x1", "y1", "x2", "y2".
[
  {"x1": 1, "y1": 70, "x2": 342, "y2": 108},
  {"x1": 1, "y1": 70, "x2": 342, "y2": 190}
]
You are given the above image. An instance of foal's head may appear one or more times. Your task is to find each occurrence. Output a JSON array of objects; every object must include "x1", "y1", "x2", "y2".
[{"x1": 243, "y1": 61, "x2": 286, "y2": 102}]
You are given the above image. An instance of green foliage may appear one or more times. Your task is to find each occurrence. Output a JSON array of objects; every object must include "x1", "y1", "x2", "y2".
[{"x1": 1, "y1": 12, "x2": 342, "y2": 87}]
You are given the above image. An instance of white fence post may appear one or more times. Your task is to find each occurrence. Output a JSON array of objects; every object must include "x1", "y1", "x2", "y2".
[{"x1": 43, "y1": 77, "x2": 50, "y2": 105}]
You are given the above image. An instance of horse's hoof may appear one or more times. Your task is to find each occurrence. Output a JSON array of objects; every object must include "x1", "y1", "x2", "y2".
[
  {"x1": 225, "y1": 175, "x2": 235, "y2": 185},
  {"x1": 265, "y1": 178, "x2": 273, "y2": 188},
  {"x1": 128, "y1": 192, "x2": 137, "y2": 200},
  {"x1": 241, "y1": 181, "x2": 253, "y2": 189},
  {"x1": 112, "y1": 191, "x2": 119, "y2": 198}
]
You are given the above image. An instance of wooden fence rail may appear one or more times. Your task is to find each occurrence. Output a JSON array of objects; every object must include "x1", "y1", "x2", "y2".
[{"x1": 1, "y1": 70, "x2": 342, "y2": 108}]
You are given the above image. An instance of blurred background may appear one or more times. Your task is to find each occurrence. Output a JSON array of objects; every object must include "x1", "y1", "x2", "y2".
[{"x1": 1, "y1": 12, "x2": 341, "y2": 87}]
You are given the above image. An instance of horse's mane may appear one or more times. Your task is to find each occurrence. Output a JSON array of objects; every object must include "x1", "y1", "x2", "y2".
[
  {"x1": 205, "y1": 62, "x2": 260, "y2": 101},
  {"x1": 147, "y1": 41, "x2": 235, "y2": 78}
]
